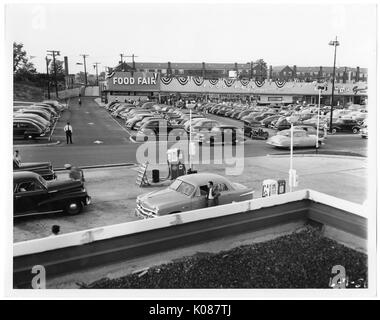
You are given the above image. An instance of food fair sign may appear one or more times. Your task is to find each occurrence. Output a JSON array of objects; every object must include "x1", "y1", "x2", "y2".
[{"x1": 107, "y1": 72, "x2": 160, "y2": 91}]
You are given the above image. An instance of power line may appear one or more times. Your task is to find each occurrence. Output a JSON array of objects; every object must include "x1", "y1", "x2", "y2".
[
  {"x1": 93, "y1": 62, "x2": 100, "y2": 85},
  {"x1": 80, "y1": 54, "x2": 89, "y2": 86},
  {"x1": 47, "y1": 50, "x2": 60, "y2": 98},
  {"x1": 125, "y1": 54, "x2": 138, "y2": 70}
]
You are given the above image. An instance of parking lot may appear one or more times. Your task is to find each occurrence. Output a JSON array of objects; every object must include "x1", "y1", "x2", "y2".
[
  {"x1": 13, "y1": 97, "x2": 368, "y2": 242},
  {"x1": 14, "y1": 98, "x2": 367, "y2": 167}
]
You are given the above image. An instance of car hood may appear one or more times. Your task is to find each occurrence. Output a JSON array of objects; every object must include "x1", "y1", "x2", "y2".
[
  {"x1": 138, "y1": 188, "x2": 189, "y2": 209},
  {"x1": 46, "y1": 179, "x2": 83, "y2": 192},
  {"x1": 17, "y1": 161, "x2": 51, "y2": 170}
]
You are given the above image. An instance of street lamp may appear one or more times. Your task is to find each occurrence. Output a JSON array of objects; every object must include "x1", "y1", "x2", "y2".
[
  {"x1": 288, "y1": 115, "x2": 299, "y2": 192},
  {"x1": 329, "y1": 36, "x2": 340, "y2": 133}
]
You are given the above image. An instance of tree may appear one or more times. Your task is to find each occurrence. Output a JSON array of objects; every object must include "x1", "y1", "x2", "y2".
[
  {"x1": 255, "y1": 59, "x2": 268, "y2": 81},
  {"x1": 13, "y1": 42, "x2": 36, "y2": 74}
]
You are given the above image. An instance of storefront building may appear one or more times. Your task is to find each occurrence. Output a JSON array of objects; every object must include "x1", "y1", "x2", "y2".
[{"x1": 100, "y1": 72, "x2": 368, "y2": 106}]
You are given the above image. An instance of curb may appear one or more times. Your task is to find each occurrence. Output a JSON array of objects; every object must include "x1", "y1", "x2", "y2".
[
  {"x1": 267, "y1": 153, "x2": 366, "y2": 160},
  {"x1": 14, "y1": 140, "x2": 61, "y2": 148},
  {"x1": 55, "y1": 162, "x2": 137, "y2": 171}
]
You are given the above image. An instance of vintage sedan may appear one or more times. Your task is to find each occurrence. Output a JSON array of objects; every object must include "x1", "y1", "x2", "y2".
[
  {"x1": 193, "y1": 125, "x2": 245, "y2": 145},
  {"x1": 13, "y1": 158, "x2": 56, "y2": 180},
  {"x1": 13, "y1": 119, "x2": 47, "y2": 140},
  {"x1": 267, "y1": 129, "x2": 322, "y2": 149},
  {"x1": 14, "y1": 171, "x2": 91, "y2": 217},
  {"x1": 135, "y1": 173, "x2": 253, "y2": 218}
]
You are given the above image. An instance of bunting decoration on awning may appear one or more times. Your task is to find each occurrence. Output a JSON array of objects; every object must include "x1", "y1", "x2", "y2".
[
  {"x1": 224, "y1": 79, "x2": 235, "y2": 87},
  {"x1": 240, "y1": 78, "x2": 250, "y2": 86},
  {"x1": 255, "y1": 79, "x2": 265, "y2": 87},
  {"x1": 105, "y1": 71, "x2": 115, "y2": 79},
  {"x1": 160, "y1": 76, "x2": 172, "y2": 85},
  {"x1": 275, "y1": 80, "x2": 286, "y2": 88},
  {"x1": 177, "y1": 76, "x2": 189, "y2": 85},
  {"x1": 209, "y1": 79, "x2": 218, "y2": 85},
  {"x1": 192, "y1": 76, "x2": 204, "y2": 86}
]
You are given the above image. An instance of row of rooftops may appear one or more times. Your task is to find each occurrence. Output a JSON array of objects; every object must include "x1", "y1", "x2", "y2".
[{"x1": 113, "y1": 62, "x2": 367, "y2": 74}]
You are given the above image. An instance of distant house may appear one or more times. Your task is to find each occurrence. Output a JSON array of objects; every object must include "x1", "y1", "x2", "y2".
[{"x1": 112, "y1": 61, "x2": 367, "y2": 83}]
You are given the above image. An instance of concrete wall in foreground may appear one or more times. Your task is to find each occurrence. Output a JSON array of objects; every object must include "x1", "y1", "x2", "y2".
[{"x1": 13, "y1": 190, "x2": 367, "y2": 288}]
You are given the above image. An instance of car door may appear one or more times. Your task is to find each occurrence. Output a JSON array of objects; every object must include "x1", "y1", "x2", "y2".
[
  {"x1": 292, "y1": 131, "x2": 304, "y2": 147},
  {"x1": 191, "y1": 186, "x2": 207, "y2": 210},
  {"x1": 14, "y1": 179, "x2": 48, "y2": 216},
  {"x1": 215, "y1": 183, "x2": 235, "y2": 205}
]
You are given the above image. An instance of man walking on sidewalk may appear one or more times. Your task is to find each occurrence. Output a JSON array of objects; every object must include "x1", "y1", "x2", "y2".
[{"x1": 64, "y1": 122, "x2": 73, "y2": 144}]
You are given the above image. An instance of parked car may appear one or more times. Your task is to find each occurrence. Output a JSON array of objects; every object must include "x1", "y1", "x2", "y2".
[
  {"x1": 293, "y1": 125, "x2": 325, "y2": 139},
  {"x1": 191, "y1": 119, "x2": 220, "y2": 134},
  {"x1": 134, "y1": 119, "x2": 186, "y2": 142},
  {"x1": 243, "y1": 119, "x2": 262, "y2": 136},
  {"x1": 329, "y1": 119, "x2": 362, "y2": 134},
  {"x1": 126, "y1": 113, "x2": 153, "y2": 129},
  {"x1": 267, "y1": 129, "x2": 322, "y2": 148},
  {"x1": 261, "y1": 115, "x2": 282, "y2": 127},
  {"x1": 13, "y1": 113, "x2": 51, "y2": 131},
  {"x1": 135, "y1": 173, "x2": 253, "y2": 218},
  {"x1": 13, "y1": 171, "x2": 91, "y2": 217},
  {"x1": 13, "y1": 119, "x2": 47, "y2": 139},
  {"x1": 13, "y1": 159, "x2": 56, "y2": 180},
  {"x1": 193, "y1": 125, "x2": 244, "y2": 145}
]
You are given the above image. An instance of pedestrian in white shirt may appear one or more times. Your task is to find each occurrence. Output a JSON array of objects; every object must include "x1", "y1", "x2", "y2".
[{"x1": 64, "y1": 122, "x2": 73, "y2": 144}]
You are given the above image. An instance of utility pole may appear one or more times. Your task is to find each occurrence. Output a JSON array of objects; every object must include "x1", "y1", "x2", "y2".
[
  {"x1": 93, "y1": 62, "x2": 100, "y2": 86},
  {"x1": 119, "y1": 53, "x2": 126, "y2": 64},
  {"x1": 328, "y1": 36, "x2": 340, "y2": 133},
  {"x1": 126, "y1": 54, "x2": 138, "y2": 70},
  {"x1": 45, "y1": 56, "x2": 51, "y2": 99},
  {"x1": 80, "y1": 54, "x2": 89, "y2": 86},
  {"x1": 47, "y1": 50, "x2": 60, "y2": 99}
]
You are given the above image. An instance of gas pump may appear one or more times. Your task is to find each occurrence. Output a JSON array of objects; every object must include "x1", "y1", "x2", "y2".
[{"x1": 167, "y1": 148, "x2": 186, "y2": 180}]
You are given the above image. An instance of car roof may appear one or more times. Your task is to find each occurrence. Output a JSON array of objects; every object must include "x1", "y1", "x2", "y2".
[
  {"x1": 178, "y1": 173, "x2": 230, "y2": 186},
  {"x1": 14, "y1": 171, "x2": 40, "y2": 182},
  {"x1": 216, "y1": 125, "x2": 239, "y2": 129}
]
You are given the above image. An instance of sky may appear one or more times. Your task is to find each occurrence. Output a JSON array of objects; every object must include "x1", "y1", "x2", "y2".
[{"x1": 5, "y1": 2, "x2": 377, "y2": 75}]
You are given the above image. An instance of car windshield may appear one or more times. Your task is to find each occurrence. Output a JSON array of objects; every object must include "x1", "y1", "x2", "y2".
[
  {"x1": 169, "y1": 180, "x2": 195, "y2": 196},
  {"x1": 37, "y1": 175, "x2": 48, "y2": 189}
]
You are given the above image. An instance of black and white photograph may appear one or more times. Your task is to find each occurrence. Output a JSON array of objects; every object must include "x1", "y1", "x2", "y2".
[{"x1": 1, "y1": 0, "x2": 378, "y2": 300}]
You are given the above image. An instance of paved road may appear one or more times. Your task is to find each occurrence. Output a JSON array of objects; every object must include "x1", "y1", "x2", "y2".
[{"x1": 14, "y1": 98, "x2": 367, "y2": 167}]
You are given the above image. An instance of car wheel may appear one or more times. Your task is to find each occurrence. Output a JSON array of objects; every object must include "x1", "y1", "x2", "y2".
[
  {"x1": 65, "y1": 200, "x2": 83, "y2": 215},
  {"x1": 352, "y1": 128, "x2": 359, "y2": 134},
  {"x1": 331, "y1": 128, "x2": 337, "y2": 135}
]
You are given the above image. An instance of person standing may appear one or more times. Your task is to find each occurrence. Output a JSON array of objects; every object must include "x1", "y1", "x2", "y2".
[
  {"x1": 64, "y1": 164, "x2": 85, "y2": 182},
  {"x1": 206, "y1": 181, "x2": 220, "y2": 207},
  {"x1": 64, "y1": 122, "x2": 73, "y2": 144}
]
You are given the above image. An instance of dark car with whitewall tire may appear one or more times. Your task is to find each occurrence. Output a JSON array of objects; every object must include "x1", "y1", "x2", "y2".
[
  {"x1": 13, "y1": 159, "x2": 56, "y2": 180},
  {"x1": 329, "y1": 119, "x2": 362, "y2": 134},
  {"x1": 13, "y1": 171, "x2": 91, "y2": 218}
]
